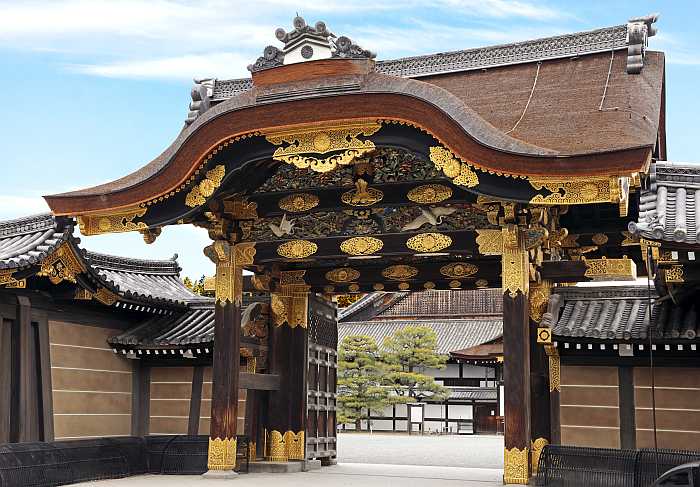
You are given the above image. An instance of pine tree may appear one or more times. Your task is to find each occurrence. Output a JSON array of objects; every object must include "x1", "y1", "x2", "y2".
[
  {"x1": 381, "y1": 326, "x2": 450, "y2": 403},
  {"x1": 337, "y1": 335, "x2": 389, "y2": 430}
]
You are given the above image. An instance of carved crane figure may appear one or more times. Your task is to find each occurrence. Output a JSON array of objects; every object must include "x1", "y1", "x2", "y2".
[{"x1": 402, "y1": 207, "x2": 457, "y2": 231}]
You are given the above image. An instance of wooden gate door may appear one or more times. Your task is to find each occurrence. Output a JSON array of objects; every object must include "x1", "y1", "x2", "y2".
[{"x1": 305, "y1": 296, "x2": 338, "y2": 465}]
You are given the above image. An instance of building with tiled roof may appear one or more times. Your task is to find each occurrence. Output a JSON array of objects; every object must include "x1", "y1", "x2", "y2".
[{"x1": 338, "y1": 289, "x2": 503, "y2": 434}]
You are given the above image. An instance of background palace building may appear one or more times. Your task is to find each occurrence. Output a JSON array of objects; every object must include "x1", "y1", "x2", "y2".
[{"x1": 1, "y1": 12, "x2": 698, "y2": 487}]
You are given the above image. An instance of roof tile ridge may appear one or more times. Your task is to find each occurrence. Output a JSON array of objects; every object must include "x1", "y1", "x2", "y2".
[
  {"x1": 82, "y1": 249, "x2": 182, "y2": 275},
  {"x1": 0, "y1": 213, "x2": 58, "y2": 237}
]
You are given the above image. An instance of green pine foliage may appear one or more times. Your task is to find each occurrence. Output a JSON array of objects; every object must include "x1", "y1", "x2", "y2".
[
  {"x1": 337, "y1": 335, "x2": 389, "y2": 429},
  {"x1": 381, "y1": 326, "x2": 450, "y2": 402},
  {"x1": 183, "y1": 275, "x2": 206, "y2": 295}
]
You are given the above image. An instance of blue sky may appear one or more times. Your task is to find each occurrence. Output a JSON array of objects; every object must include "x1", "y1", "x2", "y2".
[{"x1": 1, "y1": 0, "x2": 698, "y2": 279}]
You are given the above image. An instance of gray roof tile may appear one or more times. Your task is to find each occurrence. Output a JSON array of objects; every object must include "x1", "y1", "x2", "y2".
[
  {"x1": 0, "y1": 214, "x2": 72, "y2": 270},
  {"x1": 338, "y1": 319, "x2": 503, "y2": 354},
  {"x1": 552, "y1": 286, "x2": 699, "y2": 341},
  {"x1": 629, "y1": 162, "x2": 700, "y2": 244}
]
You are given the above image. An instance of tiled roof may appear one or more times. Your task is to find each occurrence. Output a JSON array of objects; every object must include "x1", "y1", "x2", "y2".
[
  {"x1": 450, "y1": 388, "x2": 498, "y2": 401},
  {"x1": 380, "y1": 289, "x2": 502, "y2": 318},
  {"x1": 339, "y1": 290, "x2": 502, "y2": 322},
  {"x1": 0, "y1": 214, "x2": 73, "y2": 270},
  {"x1": 338, "y1": 319, "x2": 503, "y2": 354},
  {"x1": 551, "y1": 286, "x2": 699, "y2": 341},
  {"x1": 109, "y1": 295, "x2": 266, "y2": 348},
  {"x1": 212, "y1": 24, "x2": 629, "y2": 99},
  {"x1": 83, "y1": 250, "x2": 206, "y2": 307},
  {"x1": 629, "y1": 162, "x2": 700, "y2": 244}
]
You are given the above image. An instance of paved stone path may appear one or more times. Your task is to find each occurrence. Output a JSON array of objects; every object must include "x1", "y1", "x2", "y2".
[
  {"x1": 337, "y1": 432, "x2": 504, "y2": 468},
  {"x1": 77, "y1": 464, "x2": 506, "y2": 486},
  {"x1": 75, "y1": 434, "x2": 509, "y2": 485}
]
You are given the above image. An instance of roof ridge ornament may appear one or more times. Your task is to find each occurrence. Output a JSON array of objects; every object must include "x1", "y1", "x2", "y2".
[
  {"x1": 247, "y1": 15, "x2": 375, "y2": 73},
  {"x1": 626, "y1": 13, "x2": 659, "y2": 74}
]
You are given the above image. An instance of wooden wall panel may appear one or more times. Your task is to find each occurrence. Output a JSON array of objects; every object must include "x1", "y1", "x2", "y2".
[
  {"x1": 49, "y1": 321, "x2": 132, "y2": 440},
  {"x1": 560, "y1": 365, "x2": 620, "y2": 448},
  {"x1": 634, "y1": 367, "x2": 700, "y2": 450},
  {"x1": 149, "y1": 367, "x2": 193, "y2": 435}
]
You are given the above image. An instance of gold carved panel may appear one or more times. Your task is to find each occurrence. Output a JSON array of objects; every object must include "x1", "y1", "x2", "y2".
[
  {"x1": 407, "y1": 184, "x2": 453, "y2": 204},
  {"x1": 185, "y1": 165, "x2": 226, "y2": 207},
  {"x1": 265, "y1": 121, "x2": 381, "y2": 173},
  {"x1": 504, "y1": 447, "x2": 529, "y2": 484},
  {"x1": 340, "y1": 237, "x2": 383, "y2": 256},
  {"x1": 77, "y1": 206, "x2": 147, "y2": 236},
  {"x1": 382, "y1": 265, "x2": 418, "y2": 281},
  {"x1": 37, "y1": 243, "x2": 86, "y2": 284},
  {"x1": 406, "y1": 233, "x2": 452, "y2": 253},
  {"x1": 277, "y1": 240, "x2": 318, "y2": 259},
  {"x1": 325, "y1": 267, "x2": 360, "y2": 283},
  {"x1": 208, "y1": 437, "x2": 237, "y2": 471},
  {"x1": 429, "y1": 146, "x2": 479, "y2": 187},
  {"x1": 278, "y1": 193, "x2": 319, "y2": 213},
  {"x1": 440, "y1": 262, "x2": 478, "y2": 279}
]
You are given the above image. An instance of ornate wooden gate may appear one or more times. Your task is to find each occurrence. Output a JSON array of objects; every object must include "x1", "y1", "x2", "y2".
[{"x1": 306, "y1": 296, "x2": 338, "y2": 464}]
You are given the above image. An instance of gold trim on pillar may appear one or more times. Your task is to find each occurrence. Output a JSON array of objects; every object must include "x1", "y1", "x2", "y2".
[
  {"x1": 665, "y1": 265, "x2": 685, "y2": 283},
  {"x1": 267, "y1": 430, "x2": 288, "y2": 462},
  {"x1": 204, "y1": 241, "x2": 256, "y2": 306},
  {"x1": 271, "y1": 271, "x2": 309, "y2": 328},
  {"x1": 529, "y1": 281, "x2": 551, "y2": 323},
  {"x1": 207, "y1": 437, "x2": 237, "y2": 471},
  {"x1": 77, "y1": 206, "x2": 148, "y2": 236},
  {"x1": 531, "y1": 438, "x2": 549, "y2": 474},
  {"x1": 502, "y1": 225, "x2": 528, "y2": 298},
  {"x1": 248, "y1": 441, "x2": 257, "y2": 462},
  {"x1": 544, "y1": 345, "x2": 560, "y2": 392},
  {"x1": 504, "y1": 447, "x2": 529, "y2": 484},
  {"x1": 37, "y1": 243, "x2": 86, "y2": 284},
  {"x1": 265, "y1": 120, "x2": 381, "y2": 173},
  {"x1": 284, "y1": 431, "x2": 305, "y2": 460}
]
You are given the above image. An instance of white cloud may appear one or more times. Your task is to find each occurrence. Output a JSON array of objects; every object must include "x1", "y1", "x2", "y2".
[
  {"x1": 70, "y1": 52, "x2": 252, "y2": 80},
  {"x1": 0, "y1": 195, "x2": 50, "y2": 220},
  {"x1": 0, "y1": 0, "x2": 565, "y2": 79}
]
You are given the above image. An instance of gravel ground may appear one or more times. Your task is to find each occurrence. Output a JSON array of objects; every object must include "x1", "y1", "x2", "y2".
[{"x1": 337, "y1": 433, "x2": 504, "y2": 469}]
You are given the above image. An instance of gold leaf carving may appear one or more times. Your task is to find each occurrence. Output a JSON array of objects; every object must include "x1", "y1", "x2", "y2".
[
  {"x1": 407, "y1": 184, "x2": 453, "y2": 204},
  {"x1": 591, "y1": 233, "x2": 609, "y2": 246},
  {"x1": 267, "y1": 430, "x2": 287, "y2": 462},
  {"x1": 266, "y1": 121, "x2": 381, "y2": 173},
  {"x1": 277, "y1": 240, "x2": 318, "y2": 259},
  {"x1": 476, "y1": 229, "x2": 503, "y2": 255},
  {"x1": 424, "y1": 281, "x2": 436, "y2": 290},
  {"x1": 278, "y1": 193, "x2": 320, "y2": 213},
  {"x1": 37, "y1": 243, "x2": 86, "y2": 284},
  {"x1": 340, "y1": 237, "x2": 383, "y2": 256},
  {"x1": 440, "y1": 262, "x2": 478, "y2": 279},
  {"x1": 185, "y1": 165, "x2": 226, "y2": 208},
  {"x1": 341, "y1": 179, "x2": 383, "y2": 207},
  {"x1": 502, "y1": 225, "x2": 528, "y2": 298},
  {"x1": 325, "y1": 267, "x2": 360, "y2": 283},
  {"x1": 284, "y1": 431, "x2": 305, "y2": 461},
  {"x1": 583, "y1": 257, "x2": 636, "y2": 281},
  {"x1": 208, "y1": 437, "x2": 237, "y2": 470},
  {"x1": 0, "y1": 270, "x2": 25, "y2": 289},
  {"x1": 545, "y1": 345, "x2": 560, "y2": 392},
  {"x1": 406, "y1": 232, "x2": 452, "y2": 253},
  {"x1": 348, "y1": 283, "x2": 360, "y2": 292},
  {"x1": 382, "y1": 265, "x2": 418, "y2": 281},
  {"x1": 449, "y1": 280, "x2": 461, "y2": 288},
  {"x1": 77, "y1": 206, "x2": 147, "y2": 236},
  {"x1": 529, "y1": 176, "x2": 628, "y2": 206},
  {"x1": 373, "y1": 283, "x2": 385, "y2": 291},
  {"x1": 504, "y1": 447, "x2": 529, "y2": 484},
  {"x1": 665, "y1": 265, "x2": 684, "y2": 283},
  {"x1": 429, "y1": 146, "x2": 479, "y2": 187},
  {"x1": 94, "y1": 287, "x2": 119, "y2": 306},
  {"x1": 529, "y1": 282, "x2": 551, "y2": 323},
  {"x1": 475, "y1": 279, "x2": 488, "y2": 288},
  {"x1": 531, "y1": 438, "x2": 549, "y2": 474},
  {"x1": 398, "y1": 282, "x2": 410, "y2": 290},
  {"x1": 223, "y1": 198, "x2": 258, "y2": 219}
]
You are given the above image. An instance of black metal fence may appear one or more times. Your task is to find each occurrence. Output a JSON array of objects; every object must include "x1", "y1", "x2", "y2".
[
  {"x1": 537, "y1": 445, "x2": 700, "y2": 487},
  {"x1": 0, "y1": 435, "x2": 249, "y2": 487}
]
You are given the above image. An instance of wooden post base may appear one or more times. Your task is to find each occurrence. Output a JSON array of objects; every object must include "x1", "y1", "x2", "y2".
[{"x1": 504, "y1": 446, "x2": 529, "y2": 484}]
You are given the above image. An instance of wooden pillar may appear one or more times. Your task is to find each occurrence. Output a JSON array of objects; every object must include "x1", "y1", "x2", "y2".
[
  {"x1": 618, "y1": 366, "x2": 636, "y2": 449},
  {"x1": 529, "y1": 282, "x2": 552, "y2": 474},
  {"x1": 266, "y1": 271, "x2": 309, "y2": 462},
  {"x1": 204, "y1": 240, "x2": 256, "y2": 475},
  {"x1": 132, "y1": 363, "x2": 150, "y2": 436},
  {"x1": 501, "y1": 225, "x2": 531, "y2": 484}
]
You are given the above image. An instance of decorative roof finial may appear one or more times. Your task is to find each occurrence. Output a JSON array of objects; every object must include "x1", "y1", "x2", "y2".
[
  {"x1": 247, "y1": 16, "x2": 375, "y2": 73},
  {"x1": 626, "y1": 13, "x2": 659, "y2": 74}
]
